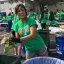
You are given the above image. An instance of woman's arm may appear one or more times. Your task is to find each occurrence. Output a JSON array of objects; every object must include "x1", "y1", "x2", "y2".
[
  {"x1": 20, "y1": 25, "x2": 36, "y2": 41},
  {"x1": 15, "y1": 32, "x2": 19, "y2": 38}
]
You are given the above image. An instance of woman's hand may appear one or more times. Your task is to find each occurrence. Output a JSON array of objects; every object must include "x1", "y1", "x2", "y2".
[{"x1": 11, "y1": 37, "x2": 22, "y2": 43}]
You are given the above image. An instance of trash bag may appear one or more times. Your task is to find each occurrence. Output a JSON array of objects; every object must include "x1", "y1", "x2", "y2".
[{"x1": 0, "y1": 33, "x2": 16, "y2": 54}]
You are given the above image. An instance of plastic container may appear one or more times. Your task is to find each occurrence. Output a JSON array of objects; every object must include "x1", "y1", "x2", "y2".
[
  {"x1": 55, "y1": 32, "x2": 64, "y2": 55},
  {"x1": 0, "y1": 54, "x2": 21, "y2": 64},
  {"x1": 24, "y1": 57, "x2": 64, "y2": 64},
  {"x1": 55, "y1": 32, "x2": 64, "y2": 59}
]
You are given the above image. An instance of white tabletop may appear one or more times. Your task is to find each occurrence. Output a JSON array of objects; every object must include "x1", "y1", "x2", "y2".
[
  {"x1": 49, "y1": 26, "x2": 64, "y2": 34},
  {"x1": 0, "y1": 22, "x2": 8, "y2": 25}
]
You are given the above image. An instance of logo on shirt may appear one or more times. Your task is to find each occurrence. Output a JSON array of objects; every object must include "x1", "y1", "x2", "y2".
[{"x1": 18, "y1": 25, "x2": 29, "y2": 34}]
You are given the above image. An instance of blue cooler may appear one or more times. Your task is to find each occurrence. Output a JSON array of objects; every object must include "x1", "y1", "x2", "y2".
[{"x1": 55, "y1": 32, "x2": 64, "y2": 59}]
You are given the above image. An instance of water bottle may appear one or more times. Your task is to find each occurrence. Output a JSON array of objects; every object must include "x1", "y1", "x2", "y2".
[
  {"x1": 56, "y1": 32, "x2": 64, "y2": 59},
  {"x1": 24, "y1": 32, "x2": 27, "y2": 36},
  {"x1": 21, "y1": 32, "x2": 27, "y2": 54}
]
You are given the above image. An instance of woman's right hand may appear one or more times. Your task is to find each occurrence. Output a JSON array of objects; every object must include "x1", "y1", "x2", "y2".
[{"x1": 11, "y1": 37, "x2": 22, "y2": 43}]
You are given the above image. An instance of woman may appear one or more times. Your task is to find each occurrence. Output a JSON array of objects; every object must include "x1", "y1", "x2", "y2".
[
  {"x1": 49, "y1": 11, "x2": 55, "y2": 25},
  {"x1": 40, "y1": 11, "x2": 47, "y2": 29},
  {"x1": 7, "y1": 13, "x2": 13, "y2": 32},
  {"x1": 12, "y1": 4, "x2": 48, "y2": 59}
]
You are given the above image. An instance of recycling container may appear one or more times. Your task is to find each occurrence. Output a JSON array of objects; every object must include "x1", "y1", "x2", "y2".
[
  {"x1": 0, "y1": 54, "x2": 21, "y2": 64},
  {"x1": 55, "y1": 32, "x2": 64, "y2": 59},
  {"x1": 23, "y1": 57, "x2": 64, "y2": 64},
  {"x1": 38, "y1": 29, "x2": 50, "y2": 46}
]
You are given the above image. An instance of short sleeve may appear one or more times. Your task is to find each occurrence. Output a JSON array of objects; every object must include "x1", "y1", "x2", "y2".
[
  {"x1": 29, "y1": 18, "x2": 37, "y2": 27},
  {"x1": 13, "y1": 22, "x2": 18, "y2": 32},
  {"x1": 11, "y1": 16, "x2": 19, "y2": 31}
]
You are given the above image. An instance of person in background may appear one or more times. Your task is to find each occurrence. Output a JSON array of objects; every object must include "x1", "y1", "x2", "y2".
[
  {"x1": 60, "y1": 9, "x2": 64, "y2": 20},
  {"x1": 35, "y1": 16, "x2": 42, "y2": 30},
  {"x1": 27, "y1": 9, "x2": 38, "y2": 20},
  {"x1": 40, "y1": 10, "x2": 47, "y2": 29},
  {"x1": 11, "y1": 12, "x2": 14, "y2": 20},
  {"x1": 49, "y1": 11, "x2": 55, "y2": 25},
  {"x1": 56, "y1": 9, "x2": 60, "y2": 19},
  {"x1": 61, "y1": 9, "x2": 64, "y2": 13},
  {"x1": 12, "y1": 4, "x2": 48, "y2": 59},
  {"x1": 2, "y1": 12, "x2": 7, "y2": 22},
  {"x1": 27, "y1": 9, "x2": 40, "y2": 30},
  {"x1": 54, "y1": 11, "x2": 56, "y2": 18},
  {"x1": 6, "y1": 12, "x2": 13, "y2": 32}
]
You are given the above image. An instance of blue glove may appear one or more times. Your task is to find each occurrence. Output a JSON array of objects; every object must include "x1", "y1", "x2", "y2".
[{"x1": 11, "y1": 37, "x2": 22, "y2": 43}]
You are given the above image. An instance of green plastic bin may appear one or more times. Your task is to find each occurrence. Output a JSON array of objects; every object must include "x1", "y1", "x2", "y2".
[{"x1": 0, "y1": 54, "x2": 21, "y2": 64}]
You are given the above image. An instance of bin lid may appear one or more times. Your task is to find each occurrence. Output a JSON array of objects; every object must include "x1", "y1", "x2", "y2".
[
  {"x1": 55, "y1": 31, "x2": 64, "y2": 37},
  {"x1": 38, "y1": 29, "x2": 50, "y2": 32}
]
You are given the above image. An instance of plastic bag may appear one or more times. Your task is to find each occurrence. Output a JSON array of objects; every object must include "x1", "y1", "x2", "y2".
[
  {"x1": 4, "y1": 37, "x2": 16, "y2": 54},
  {"x1": 0, "y1": 33, "x2": 16, "y2": 54}
]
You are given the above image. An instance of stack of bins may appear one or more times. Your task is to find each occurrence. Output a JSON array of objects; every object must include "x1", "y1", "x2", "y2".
[{"x1": 55, "y1": 32, "x2": 64, "y2": 60}]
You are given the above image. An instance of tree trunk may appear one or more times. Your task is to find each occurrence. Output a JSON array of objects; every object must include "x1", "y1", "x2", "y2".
[{"x1": 39, "y1": 3, "x2": 44, "y2": 14}]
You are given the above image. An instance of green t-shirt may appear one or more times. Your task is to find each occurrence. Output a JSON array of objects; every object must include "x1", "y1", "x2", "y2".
[
  {"x1": 2, "y1": 16, "x2": 7, "y2": 22},
  {"x1": 60, "y1": 12, "x2": 64, "y2": 20},
  {"x1": 40, "y1": 14, "x2": 47, "y2": 23},
  {"x1": 49, "y1": 20, "x2": 55, "y2": 25},
  {"x1": 11, "y1": 13, "x2": 14, "y2": 18},
  {"x1": 0, "y1": 15, "x2": 2, "y2": 19},
  {"x1": 56, "y1": 12, "x2": 60, "y2": 17},
  {"x1": 6, "y1": 15, "x2": 12, "y2": 21},
  {"x1": 48, "y1": 13, "x2": 50, "y2": 20},
  {"x1": 11, "y1": 15, "x2": 19, "y2": 31},
  {"x1": 48, "y1": 14, "x2": 55, "y2": 25},
  {"x1": 27, "y1": 12, "x2": 37, "y2": 19},
  {"x1": 14, "y1": 18, "x2": 45, "y2": 52}
]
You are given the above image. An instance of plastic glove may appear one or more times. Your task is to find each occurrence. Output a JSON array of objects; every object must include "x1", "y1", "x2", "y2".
[{"x1": 11, "y1": 37, "x2": 22, "y2": 43}]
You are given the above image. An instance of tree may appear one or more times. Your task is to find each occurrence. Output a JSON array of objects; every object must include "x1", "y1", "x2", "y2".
[
  {"x1": 7, "y1": 0, "x2": 64, "y2": 12},
  {"x1": 7, "y1": 0, "x2": 24, "y2": 3},
  {"x1": 35, "y1": 0, "x2": 64, "y2": 13}
]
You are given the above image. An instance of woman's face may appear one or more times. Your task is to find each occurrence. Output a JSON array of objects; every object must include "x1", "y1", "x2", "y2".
[{"x1": 17, "y1": 6, "x2": 26, "y2": 19}]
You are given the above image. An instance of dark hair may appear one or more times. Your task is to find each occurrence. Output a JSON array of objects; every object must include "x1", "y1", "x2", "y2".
[
  {"x1": 8, "y1": 12, "x2": 11, "y2": 16},
  {"x1": 62, "y1": 9, "x2": 64, "y2": 12},
  {"x1": 15, "y1": 4, "x2": 27, "y2": 16},
  {"x1": 40, "y1": 11, "x2": 45, "y2": 21},
  {"x1": 29, "y1": 9, "x2": 33, "y2": 12},
  {"x1": 49, "y1": 11, "x2": 54, "y2": 21},
  {"x1": 56, "y1": 9, "x2": 59, "y2": 12}
]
